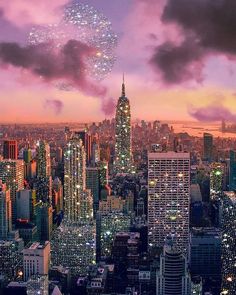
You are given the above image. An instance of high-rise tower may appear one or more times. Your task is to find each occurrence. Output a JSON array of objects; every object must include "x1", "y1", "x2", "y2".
[
  {"x1": 37, "y1": 141, "x2": 51, "y2": 178},
  {"x1": 35, "y1": 140, "x2": 52, "y2": 202},
  {"x1": 156, "y1": 236, "x2": 191, "y2": 295},
  {"x1": 3, "y1": 140, "x2": 18, "y2": 160},
  {"x1": 221, "y1": 192, "x2": 236, "y2": 294},
  {"x1": 0, "y1": 181, "x2": 12, "y2": 239},
  {"x1": 148, "y1": 152, "x2": 190, "y2": 252},
  {"x1": 114, "y1": 76, "x2": 133, "y2": 174},
  {"x1": 0, "y1": 160, "x2": 24, "y2": 223},
  {"x1": 51, "y1": 135, "x2": 95, "y2": 278},
  {"x1": 203, "y1": 133, "x2": 213, "y2": 162},
  {"x1": 64, "y1": 136, "x2": 93, "y2": 222}
]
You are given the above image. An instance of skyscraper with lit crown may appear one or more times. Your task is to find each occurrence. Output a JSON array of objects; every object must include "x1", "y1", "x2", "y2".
[
  {"x1": 114, "y1": 76, "x2": 133, "y2": 174},
  {"x1": 51, "y1": 135, "x2": 95, "y2": 278}
]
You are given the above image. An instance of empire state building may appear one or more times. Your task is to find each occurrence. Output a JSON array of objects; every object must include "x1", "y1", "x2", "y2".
[{"x1": 114, "y1": 76, "x2": 133, "y2": 174}]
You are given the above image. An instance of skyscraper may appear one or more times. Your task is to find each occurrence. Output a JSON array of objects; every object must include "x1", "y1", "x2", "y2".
[
  {"x1": 75, "y1": 130, "x2": 92, "y2": 165},
  {"x1": 51, "y1": 135, "x2": 95, "y2": 278},
  {"x1": 0, "y1": 160, "x2": 24, "y2": 223},
  {"x1": 0, "y1": 181, "x2": 12, "y2": 239},
  {"x1": 210, "y1": 162, "x2": 224, "y2": 199},
  {"x1": 23, "y1": 241, "x2": 50, "y2": 281},
  {"x1": 63, "y1": 136, "x2": 93, "y2": 222},
  {"x1": 229, "y1": 150, "x2": 236, "y2": 191},
  {"x1": 156, "y1": 237, "x2": 191, "y2": 295},
  {"x1": 3, "y1": 140, "x2": 18, "y2": 160},
  {"x1": 114, "y1": 77, "x2": 133, "y2": 174},
  {"x1": 86, "y1": 167, "x2": 100, "y2": 214},
  {"x1": 148, "y1": 152, "x2": 190, "y2": 252},
  {"x1": 16, "y1": 189, "x2": 36, "y2": 221},
  {"x1": 189, "y1": 228, "x2": 221, "y2": 294},
  {"x1": 203, "y1": 133, "x2": 213, "y2": 162},
  {"x1": 221, "y1": 192, "x2": 236, "y2": 294},
  {"x1": 23, "y1": 148, "x2": 32, "y2": 164},
  {"x1": 36, "y1": 140, "x2": 52, "y2": 202},
  {"x1": 36, "y1": 141, "x2": 51, "y2": 178}
]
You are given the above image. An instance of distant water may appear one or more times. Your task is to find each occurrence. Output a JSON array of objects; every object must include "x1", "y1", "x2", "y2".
[{"x1": 165, "y1": 121, "x2": 236, "y2": 138}]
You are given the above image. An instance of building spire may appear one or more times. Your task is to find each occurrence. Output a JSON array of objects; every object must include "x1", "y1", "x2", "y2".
[{"x1": 122, "y1": 73, "x2": 126, "y2": 96}]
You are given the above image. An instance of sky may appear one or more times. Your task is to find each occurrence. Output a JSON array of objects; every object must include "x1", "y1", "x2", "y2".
[{"x1": 0, "y1": 0, "x2": 236, "y2": 123}]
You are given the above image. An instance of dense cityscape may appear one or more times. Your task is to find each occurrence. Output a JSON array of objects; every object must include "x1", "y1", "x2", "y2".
[
  {"x1": 1, "y1": 0, "x2": 236, "y2": 294},
  {"x1": 0, "y1": 80, "x2": 235, "y2": 295}
]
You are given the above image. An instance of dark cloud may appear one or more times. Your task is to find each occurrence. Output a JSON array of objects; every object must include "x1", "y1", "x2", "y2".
[
  {"x1": 44, "y1": 99, "x2": 64, "y2": 115},
  {"x1": 101, "y1": 97, "x2": 116, "y2": 116},
  {"x1": 0, "y1": 39, "x2": 107, "y2": 97},
  {"x1": 150, "y1": 0, "x2": 236, "y2": 84},
  {"x1": 189, "y1": 104, "x2": 236, "y2": 122},
  {"x1": 150, "y1": 38, "x2": 205, "y2": 83}
]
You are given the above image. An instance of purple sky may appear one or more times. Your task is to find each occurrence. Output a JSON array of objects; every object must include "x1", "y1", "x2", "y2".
[{"x1": 0, "y1": 0, "x2": 236, "y2": 123}]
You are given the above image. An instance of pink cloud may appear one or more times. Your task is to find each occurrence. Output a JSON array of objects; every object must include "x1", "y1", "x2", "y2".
[
  {"x1": 44, "y1": 98, "x2": 64, "y2": 115},
  {"x1": 189, "y1": 103, "x2": 236, "y2": 122},
  {"x1": 0, "y1": 0, "x2": 68, "y2": 27},
  {"x1": 101, "y1": 97, "x2": 116, "y2": 117},
  {"x1": 0, "y1": 40, "x2": 107, "y2": 97}
]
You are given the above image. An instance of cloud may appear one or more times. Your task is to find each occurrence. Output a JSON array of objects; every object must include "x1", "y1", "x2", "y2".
[
  {"x1": 0, "y1": 0, "x2": 68, "y2": 27},
  {"x1": 189, "y1": 103, "x2": 236, "y2": 122},
  {"x1": 101, "y1": 97, "x2": 116, "y2": 116},
  {"x1": 44, "y1": 99, "x2": 64, "y2": 115},
  {"x1": 150, "y1": 38, "x2": 205, "y2": 84},
  {"x1": 0, "y1": 39, "x2": 107, "y2": 97},
  {"x1": 150, "y1": 0, "x2": 236, "y2": 84}
]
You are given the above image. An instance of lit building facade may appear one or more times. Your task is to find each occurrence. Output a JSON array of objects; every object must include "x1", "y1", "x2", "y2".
[
  {"x1": 0, "y1": 160, "x2": 24, "y2": 223},
  {"x1": 96, "y1": 212, "x2": 131, "y2": 259},
  {"x1": 26, "y1": 275, "x2": 48, "y2": 295},
  {"x1": 210, "y1": 162, "x2": 224, "y2": 199},
  {"x1": 0, "y1": 181, "x2": 12, "y2": 239},
  {"x1": 51, "y1": 135, "x2": 95, "y2": 278},
  {"x1": 36, "y1": 140, "x2": 52, "y2": 203},
  {"x1": 114, "y1": 78, "x2": 133, "y2": 174},
  {"x1": 36, "y1": 141, "x2": 51, "y2": 179},
  {"x1": 148, "y1": 152, "x2": 190, "y2": 252},
  {"x1": 63, "y1": 136, "x2": 93, "y2": 222},
  {"x1": 221, "y1": 192, "x2": 236, "y2": 294},
  {"x1": 0, "y1": 239, "x2": 23, "y2": 286},
  {"x1": 99, "y1": 160, "x2": 108, "y2": 187}
]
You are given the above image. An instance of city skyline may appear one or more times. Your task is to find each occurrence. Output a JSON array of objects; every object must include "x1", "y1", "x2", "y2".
[
  {"x1": 0, "y1": 2, "x2": 236, "y2": 294},
  {"x1": 1, "y1": 0, "x2": 236, "y2": 123}
]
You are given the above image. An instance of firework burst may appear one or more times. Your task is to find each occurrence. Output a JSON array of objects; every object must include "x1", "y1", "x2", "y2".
[{"x1": 28, "y1": 3, "x2": 117, "y2": 83}]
